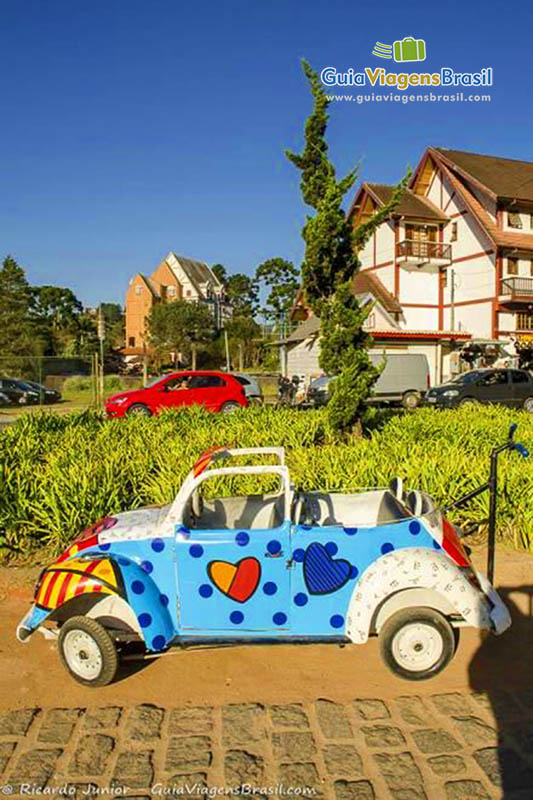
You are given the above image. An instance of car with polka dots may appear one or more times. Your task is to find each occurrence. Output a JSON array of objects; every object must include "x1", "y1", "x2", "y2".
[{"x1": 16, "y1": 433, "x2": 526, "y2": 686}]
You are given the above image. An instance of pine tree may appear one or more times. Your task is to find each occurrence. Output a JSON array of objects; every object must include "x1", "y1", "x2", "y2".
[
  {"x1": 0, "y1": 255, "x2": 40, "y2": 362},
  {"x1": 287, "y1": 61, "x2": 409, "y2": 435}
]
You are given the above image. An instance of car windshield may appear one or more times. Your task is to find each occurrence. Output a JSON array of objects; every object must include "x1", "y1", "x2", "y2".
[
  {"x1": 17, "y1": 381, "x2": 37, "y2": 391},
  {"x1": 144, "y1": 375, "x2": 168, "y2": 388},
  {"x1": 310, "y1": 376, "x2": 331, "y2": 389},
  {"x1": 451, "y1": 371, "x2": 484, "y2": 384}
]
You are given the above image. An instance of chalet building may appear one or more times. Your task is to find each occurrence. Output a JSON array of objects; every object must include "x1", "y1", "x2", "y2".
[
  {"x1": 124, "y1": 252, "x2": 225, "y2": 356},
  {"x1": 286, "y1": 146, "x2": 533, "y2": 383}
]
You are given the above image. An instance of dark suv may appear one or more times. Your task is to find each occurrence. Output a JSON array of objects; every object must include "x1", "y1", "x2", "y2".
[{"x1": 425, "y1": 368, "x2": 533, "y2": 411}]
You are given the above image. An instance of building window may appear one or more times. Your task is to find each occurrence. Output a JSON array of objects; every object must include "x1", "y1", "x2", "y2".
[
  {"x1": 508, "y1": 212, "x2": 523, "y2": 229},
  {"x1": 128, "y1": 336, "x2": 135, "y2": 347},
  {"x1": 517, "y1": 312, "x2": 533, "y2": 331},
  {"x1": 442, "y1": 269, "x2": 448, "y2": 287},
  {"x1": 186, "y1": 290, "x2": 192, "y2": 297},
  {"x1": 530, "y1": 260, "x2": 533, "y2": 277},
  {"x1": 135, "y1": 285, "x2": 141, "y2": 295},
  {"x1": 507, "y1": 258, "x2": 519, "y2": 276},
  {"x1": 450, "y1": 222, "x2": 458, "y2": 242},
  {"x1": 530, "y1": 214, "x2": 533, "y2": 230},
  {"x1": 168, "y1": 286, "x2": 175, "y2": 297}
]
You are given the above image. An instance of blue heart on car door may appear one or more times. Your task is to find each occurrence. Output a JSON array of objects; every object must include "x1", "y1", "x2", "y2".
[{"x1": 303, "y1": 542, "x2": 351, "y2": 595}]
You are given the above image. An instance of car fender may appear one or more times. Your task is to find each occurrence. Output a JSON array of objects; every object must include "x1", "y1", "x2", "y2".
[
  {"x1": 19, "y1": 555, "x2": 174, "y2": 652},
  {"x1": 345, "y1": 547, "x2": 492, "y2": 644}
]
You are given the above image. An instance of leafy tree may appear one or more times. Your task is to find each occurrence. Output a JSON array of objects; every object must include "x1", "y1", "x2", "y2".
[
  {"x1": 0, "y1": 256, "x2": 40, "y2": 366},
  {"x1": 100, "y1": 303, "x2": 125, "y2": 350},
  {"x1": 225, "y1": 315, "x2": 261, "y2": 370},
  {"x1": 147, "y1": 300, "x2": 215, "y2": 369},
  {"x1": 32, "y1": 285, "x2": 83, "y2": 354},
  {"x1": 255, "y1": 257, "x2": 299, "y2": 321},
  {"x1": 287, "y1": 61, "x2": 409, "y2": 435},
  {"x1": 212, "y1": 264, "x2": 228, "y2": 284},
  {"x1": 226, "y1": 273, "x2": 259, "y2": 318}
]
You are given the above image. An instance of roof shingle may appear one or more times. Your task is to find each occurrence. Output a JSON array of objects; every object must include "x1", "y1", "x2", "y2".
[
  {"x1": 435, "y1": 147, "x2": 533, "y2": 202},
  {"x1": 366, "y1": 183, "x2": 448, "y2": 221}
]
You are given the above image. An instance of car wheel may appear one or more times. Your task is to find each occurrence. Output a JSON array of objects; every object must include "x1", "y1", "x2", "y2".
[
  {"x1": 58, "y1": 616, "x2": 118, "y2": 687},
  {"x1": 523, "y1": 397, "x2": 533, "y2": 413},
  {"x1": 402, "y1": 391, "x2": 421, "y2": 410},
  {"x1": 127, "y1": 403, "x2": 152, "y2": 417},
  {"x1": 379, "y1": 608, "x2": 456, "y2": 681},
  {"x1": 220, "y1": 402, "x2": 240, "y2": 414},
  {"x1": 459, "y1": 397, "x2": 478, "y2": 407}
]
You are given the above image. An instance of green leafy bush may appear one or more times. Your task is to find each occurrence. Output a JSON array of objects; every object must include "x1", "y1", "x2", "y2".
[{"x1": 0, "y1": 405, "x2": 531, "y2": 555}]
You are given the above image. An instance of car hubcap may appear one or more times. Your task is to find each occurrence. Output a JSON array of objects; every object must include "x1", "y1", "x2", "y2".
[
  {"x1": 525, "y1": 399, "x2": 533, "y2": 412},
  {"x1": 391, "y1": 623, "x2": 443, "y2": 672},
  {"x1": 405, "y1": 394, "x2": 418, "y2": 408},
  {"x1": 63, "y1": 630, "x2": 103, "y2": 679}
]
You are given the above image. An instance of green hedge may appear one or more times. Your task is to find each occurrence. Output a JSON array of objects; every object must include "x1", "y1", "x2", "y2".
[{"x1": 0, "y1": 405, "x2": 531, "y2": 554}]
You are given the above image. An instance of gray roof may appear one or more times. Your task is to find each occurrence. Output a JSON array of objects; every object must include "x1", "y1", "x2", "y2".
[
  {"x1": 286, "y1": 315, "x2": 320, "y2": 343},
  {"x1": 170, "y1": 253, "x2": 221, "y2": 290}
]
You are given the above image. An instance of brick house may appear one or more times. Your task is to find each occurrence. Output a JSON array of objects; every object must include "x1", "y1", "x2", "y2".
[
  {"x1": 286, "y1": 146, "x2": 533, "y2": 383},
  {"x1": 124, "y1": 252, "x2": 225, "y2": 355}
]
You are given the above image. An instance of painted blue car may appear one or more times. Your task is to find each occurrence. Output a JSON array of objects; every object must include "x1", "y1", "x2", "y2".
[{"x1": 17, "y1": 444, "x2": 514, "y2": 686}]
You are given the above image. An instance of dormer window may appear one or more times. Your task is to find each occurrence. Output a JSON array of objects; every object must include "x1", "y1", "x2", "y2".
[{"x1": 508, "y1": 212, "x2": 523, "y2": 229}]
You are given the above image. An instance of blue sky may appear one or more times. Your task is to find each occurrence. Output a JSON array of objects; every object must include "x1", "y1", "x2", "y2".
[{"x1": 1, "y1": 0, "x2": 532, "y2": 307}]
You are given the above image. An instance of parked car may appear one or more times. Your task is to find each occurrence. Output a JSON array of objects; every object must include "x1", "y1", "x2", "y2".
[
  {"x1": 306, "y1": 354, "x2": 430, "y2": 410},
  {"x1": 0, "y1": 378, "x2": 40, "y2": 406},
  {"x1": 22, "y1": 380, "x2": 62, "y2": 404},
  {"x1": 233, "y1": 373, "x2": 263, "y2": 405},
  {"x1": 425, "y1": 368, "x2": 533, "y2": 411},
  {"x1": 17, "y1": 426, "x2": 527, "y2": 686},
  {"x1": 105, "y1": 371, "x2": 248, "y2": 417}
]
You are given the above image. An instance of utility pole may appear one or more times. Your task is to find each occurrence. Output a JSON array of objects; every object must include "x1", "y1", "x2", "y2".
[
  {"x1": 224, "y1": 329, "x2": 231, "y2": 372},
  {"x1": 97, "y1": 307, "x2": 106, "y2": 406}
]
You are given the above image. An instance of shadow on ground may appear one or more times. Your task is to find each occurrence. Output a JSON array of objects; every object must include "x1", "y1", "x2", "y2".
[{"x1": 469, "y1": 585, "x2": 533, "y2": 798}]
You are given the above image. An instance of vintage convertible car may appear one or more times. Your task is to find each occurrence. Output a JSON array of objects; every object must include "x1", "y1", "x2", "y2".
[{"x1": 17, "y1": 427, "x2": 527, "y2": 686}]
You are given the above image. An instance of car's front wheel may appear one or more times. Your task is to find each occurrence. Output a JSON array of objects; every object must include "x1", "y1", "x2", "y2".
[
  {"x1": 459, "y1": 397, "x2": 479, "y2": 407},
  {"x1": 127, "y1": 403, "x2": 152, "y2": 417},
  {"x1": 58, "y1": 616, "x2": 118, "y2": 687},
  {"x1": 379, "y1": 608, "x2": 456, "y2": 681},
  {"x1": 220, "y1": 401, "x2": 240, "y2": 414},
  {"x1": 523, "y1": 396, "x2": 533, "y2": 413}
]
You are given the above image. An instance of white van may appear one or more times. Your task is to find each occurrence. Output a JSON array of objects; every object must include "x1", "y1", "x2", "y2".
[{"x1": 306, "y1": 353, "x2": 430, "y2": 409}]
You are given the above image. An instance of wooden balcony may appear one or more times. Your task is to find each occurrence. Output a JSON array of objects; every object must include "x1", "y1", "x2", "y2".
[
  {"x1": 396, "y1": 240, "x2": 452, "y2": 271},
  {"x1": 499, "y1": 276, "x2": 533, "y2": 306}
]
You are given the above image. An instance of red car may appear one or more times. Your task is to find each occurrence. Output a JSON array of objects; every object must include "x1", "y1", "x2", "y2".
[{"x1": 106, "y1": 371, "x2": 248, "y2": 417}]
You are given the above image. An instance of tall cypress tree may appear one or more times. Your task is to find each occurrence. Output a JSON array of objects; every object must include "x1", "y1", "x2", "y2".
[{"x1": 287, "y1": 61, "x2": 409, "y2": 435}]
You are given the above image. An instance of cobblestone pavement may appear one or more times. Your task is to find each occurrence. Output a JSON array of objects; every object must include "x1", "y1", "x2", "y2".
[{"x1": 2, "y1": 690, "x2": 533, "y2": 800}]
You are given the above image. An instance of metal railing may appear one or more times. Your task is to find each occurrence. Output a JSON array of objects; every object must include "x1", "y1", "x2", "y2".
[
  {"x1": 396, "y1": 240, "x2": 452, "y2": 261},
  {"x1": 500, "y1": 276, "x2": 533, "y2": 298}
]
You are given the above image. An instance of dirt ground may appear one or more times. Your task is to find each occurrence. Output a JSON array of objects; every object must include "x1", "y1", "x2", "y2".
[{"x1": 1, "y1": 545, "x2": 532, "y2": 711}]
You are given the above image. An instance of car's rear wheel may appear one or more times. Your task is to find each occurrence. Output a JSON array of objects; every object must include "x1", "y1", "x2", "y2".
[
  {"x1": 58, "y1": 616, "x2": 118, "y2": 687},
  {"x1": 379, "y1": 608, "x2": 456, "y2": 681},
  {"x1": 459, "y1": 397, "x2": 478, "y2": 407},
  {"x1": 523, "y1": 396, "x2": 533, "y2": 413},
  {"x1": 220, "y1": 401, "x2": 240, "y2": 414},
  {"x1": 127, "y1": 403, "x2": 152, "y2": 417},
  {"x1": 402, "y1": 391, "x2": 421, "y2": 410}
]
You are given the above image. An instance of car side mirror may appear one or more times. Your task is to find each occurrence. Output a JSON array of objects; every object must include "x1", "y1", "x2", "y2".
[{"x1": 159, "y1": 385, "x2": 169, "y2": 392}]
